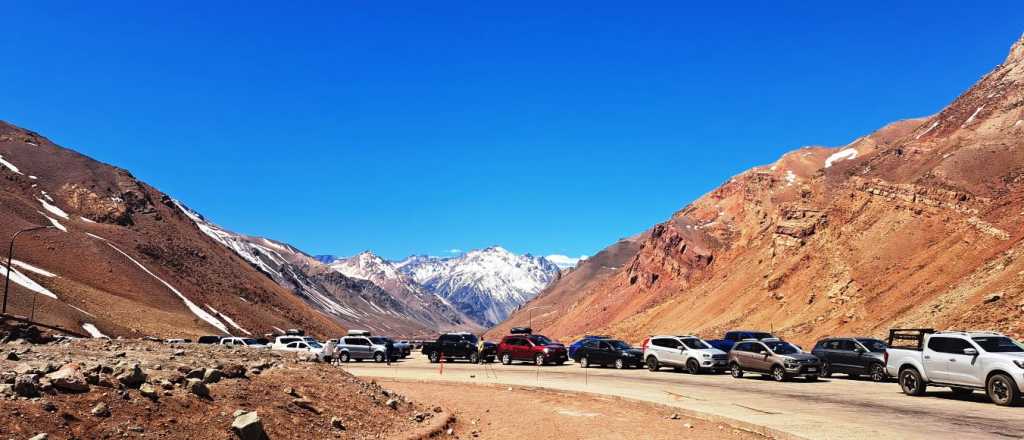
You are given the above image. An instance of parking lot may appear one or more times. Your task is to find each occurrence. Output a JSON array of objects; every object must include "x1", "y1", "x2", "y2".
[{"x1": 344, "y1": 353, "x2": 1024, "y2": 440}]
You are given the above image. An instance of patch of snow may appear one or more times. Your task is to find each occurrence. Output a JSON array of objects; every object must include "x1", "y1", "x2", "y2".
[
  {"x1": 79, "y1": 216, "x2": 96, "y2": 224},
  {"x1": 37, "y1": 198, "x2": 68, "y2": 219},
  {"x1": 85, "y1": 232, "x2": 107, "y2": 241},
  {"x1": 0, "y1": 154, "x2": 22, "y2": 174},
  {"x1": 1015, "y1": 120, "x2": 1023, "y2": 127},
  {"x1": 104, "y1": 242, "x2": 230, "y2": 334},
  {"x1": 824, "y1": 148, "x2": 858, "y2": 168},
  {"x1": 963, "y1": 105, "x2": 984, "y2": 126},
  {"x1": 28, "y1": 175, "x2": 37, "y2": 180},
  {"x1": 915, "y1": 121, "x2": 940, "y2": 139},
  {"x1": 40, "y1": 192, "x2": 54, "y2": 203},
  {"x1": 37, "y1": 212, "x2": 67, "y2": 232},
  {"x1": 11, "y1": 260, "x2": 56, "y2": 277},
  {"x1": 785, "y1": 170, "x2": 797, "y2": 186},
  {"x1": 81, "y1": 323, "x2": 108, "y2": 339},
  {"x1": 69, "y1": 304, "x2": 95, "y2": 318},
  {"x1": 238, "y1": 296, "x2": 249, "y2": 303},
  {"x1": 272, "y1": 326, "x2": 286, "y2": 334},
  {"x1": 206, "y1": 304, "x2": 252, "y2": 336},
  {"x1": 0, "y1": 265, "x2": 58, "y2": 299}
]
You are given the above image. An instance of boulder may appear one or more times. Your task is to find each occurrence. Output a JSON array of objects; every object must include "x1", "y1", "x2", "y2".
[
  {"x1": 231, "y1": 411, "x2": 268, "y2": 440},
  {"x1": 114, "y1": 363, "x2": 146, "y2": 388},
  {"x1": 330, "y1": 417, "x2": 345, "y2": 430},
  {"x1": 222, "y1": 364, "x2": 246, "y2": 379},
  {"x1": 6, "y1": 351, "x2": 19, "y2": 361},
  {"x1": 186, "y1": 378, "x2": 209, "y2": 399},
  {"x1": 203, "y1": 369, "x2": 223, "y2": 384},
  {"x1": 46, "y1": 363, "x2": 90, "y2": 393},
  {"x1": 185, "y1": 368, "x2": 206, "y2": 380},
  {"x1": 91, "y1": 402, "x2": 110, "y2": 417},
  {"x1": 13, "y1": 374, "x2": 40, "y2": 397},
  {"x1": 139, "y1": 383, "x2": 158, "y2": 400}
]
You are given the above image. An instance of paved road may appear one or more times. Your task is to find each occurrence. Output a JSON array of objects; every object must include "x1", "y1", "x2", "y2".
[{"x1": 342, "y1": 354, "x2": 1024, "y2": 440}]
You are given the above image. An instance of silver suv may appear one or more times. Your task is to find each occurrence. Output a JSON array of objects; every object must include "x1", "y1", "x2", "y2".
[
  {"x1": 337, "y1": 336, "x2": 390, "y2": 363},
  {"x1": 643, "y1": 335, "x2": 729, "y2": 374},
  {"x1": 729, "y1": 338, "x2": 821, "y2": 382}
]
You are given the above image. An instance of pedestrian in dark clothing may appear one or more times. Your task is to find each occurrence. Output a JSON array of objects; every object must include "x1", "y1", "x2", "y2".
[{"x1": 385, "y1": 339, "x2": 394, "y2": 365}]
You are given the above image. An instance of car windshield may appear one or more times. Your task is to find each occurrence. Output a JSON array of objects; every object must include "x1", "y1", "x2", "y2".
[
  {"x1": 528, "y1": 335, "x2": 553, "y2": 345},
  {"x1": 765, "y1": 341, "x2": 800, "y2": 355},
  {"x1": 308, "y1": 341, "x2": 323, "y2": 349},
  {"x1": 607, "y1": 340, "x2": 632, "y2": 350},
  {"x1": 463, "y1": 334, "x2": 479, "y2": 344},
  {"x1": 855, "y1": 339, "x2": 887, "y2": 352},
  {"x1": 680, "y1": 338, "x2": 711, "y2": 349},
  {"x1": 370, "y1": 337, "x2": 389, "y2": 344},
  {"x1": 241, "y1": 338, "x2": 260, "y2": 345},
  {"x1": 973, "y1": 336, "x2": 1024, "y2": 353}
]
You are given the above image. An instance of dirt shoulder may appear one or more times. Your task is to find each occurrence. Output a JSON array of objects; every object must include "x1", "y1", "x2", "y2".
[{"x1": 381, "y1": 380, "x2": 766, "y2": 440}]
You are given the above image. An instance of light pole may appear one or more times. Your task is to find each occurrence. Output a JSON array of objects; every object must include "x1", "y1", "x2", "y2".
[{"x1": 3, "y1": 225, "x2": 56, "y2": 316}]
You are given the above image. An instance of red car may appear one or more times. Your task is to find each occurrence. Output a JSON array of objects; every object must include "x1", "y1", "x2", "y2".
[{"x1": 497, "y1": 333, "x2": 568, "y2": 366}]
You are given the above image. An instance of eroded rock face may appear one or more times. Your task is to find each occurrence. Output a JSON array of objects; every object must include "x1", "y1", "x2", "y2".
[{"x1": 46, "y1": 363, "x2": 89, "y2": 393}]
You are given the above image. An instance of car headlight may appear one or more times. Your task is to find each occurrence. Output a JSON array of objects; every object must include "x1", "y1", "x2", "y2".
[
  {"x1": 784, "y1": 359, "x2": 798, "y2": 367},
  {"x1": 702, "y1": 353, "x2": 711, "y2": 359},
  {"x1": 1014, "y1": 360, "x2": 1024, "y2": 369},
  {"x1": 543, "y1": 348, "x2": 550, "y2": 354}
]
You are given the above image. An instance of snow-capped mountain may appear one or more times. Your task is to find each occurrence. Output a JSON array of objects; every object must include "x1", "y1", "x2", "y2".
[
  {"x1": 396, "y1": 247, "x2": 561, "y2": 326},
  {"x1": 174, "y1": 202, "x2": 476, "y2": 336}
]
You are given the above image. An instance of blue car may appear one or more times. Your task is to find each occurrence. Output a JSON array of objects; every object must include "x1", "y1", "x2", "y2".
[{"x1": 568, "y1": 335, "x2": 611, "y2": 360}]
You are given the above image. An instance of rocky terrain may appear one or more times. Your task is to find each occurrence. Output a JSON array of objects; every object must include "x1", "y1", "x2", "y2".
[
  {"x1": 0, "y1": 122, "x2": 345, "y2": 340},
  {"x1": 492, "y1": 35, "x2": 1024, "y2": 346},
  {"x1": 0, "y1": 321, "x2": 449, "y2": 440}
]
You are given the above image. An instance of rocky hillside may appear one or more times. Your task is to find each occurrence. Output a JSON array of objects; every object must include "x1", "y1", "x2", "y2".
[
  {"x1": 396, "y1": 247, "x2": 561, "y2": 326},
  {"x1": 0, "y1": 122, "x2": 350, "y2": 339},
  {"x1": 174, "y1": 204, "x2": 474, "y2": 337},
  {"x1": 491, "y1": 35, "x2": 1024, "y2": 346}
]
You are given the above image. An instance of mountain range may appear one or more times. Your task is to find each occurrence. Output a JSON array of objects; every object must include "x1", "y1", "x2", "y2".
[{"x1": 490, "y1": 34, "x2": 1024, "y2": 345}]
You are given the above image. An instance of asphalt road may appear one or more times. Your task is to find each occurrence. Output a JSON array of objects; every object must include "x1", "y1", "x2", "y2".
[{"x1": 342, "y1": 354, "x2": 1024, "y2": 440}]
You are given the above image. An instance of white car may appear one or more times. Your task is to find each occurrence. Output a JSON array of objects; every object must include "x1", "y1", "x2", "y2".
[
  {"x1": 271, "y1": 336, "x2": 319, "y2": 350},
  {"x1": 273, "y1": 340, "x2": 324, "y2": 354},
  {"x1": 642, "y1": 335, "x2": 730, "y2": 373},
  {"x1": 220, "y1": 337, "x2": 268, "y2": 349},
  {"x1": 886, "y1": 329, "x2": 1024, "y2": 406}
]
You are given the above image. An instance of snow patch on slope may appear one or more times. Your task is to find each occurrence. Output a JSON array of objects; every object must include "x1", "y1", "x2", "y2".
[
  {"x1": 0, "y1": 266, "x2": 58, "y2": 299},
  {"x1": 37, "y1": 198, "x2": 68, "y2": 219},
  {"x1": 81, "y1": 323, "x2": 108, "y2": 339},
  {"x1": 0, "y1": 154, "x2": 22, "y2": 174},
  {"x1": 824, "y1": 148, "x2": 858, "y2": 168},
  {"x1": 12, "y1": 260, "x2": 57, "y2": 278},
  {"x1": 546, "y1": 254, "x2": 588, "y2": 270}
]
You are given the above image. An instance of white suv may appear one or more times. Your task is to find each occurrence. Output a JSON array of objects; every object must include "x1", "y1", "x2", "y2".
[
  {"x1": 886, "y1": 330, "x2": 1024, "y2": 406},
  {"x1": 643, "y1": 335, "x2": 729, "y2": 374}
]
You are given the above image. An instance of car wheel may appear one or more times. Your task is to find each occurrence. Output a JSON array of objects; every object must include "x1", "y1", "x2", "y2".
[
  {"x1": 730, "y1": 363, "x2": 744, "y2": 378},
  {"x1": 820, "y1": 360, "x2": 832, "y2": 378},
  {"x1": 869, "y1": 363, "x2": 886, "y2": 382},
  {"x1": 987, "y1": 373, "x2": 1021, "y2": 406},
  {"x1": 646, "y1": 356, "x2": 660, "y2": 372},
  {"x1": 469, "y1": 352, "x2": 480, "y2": 364},
  {"x1": 899, "y1": 368, "x2": 927, "y2": 396},
  {"x1": 428, "y1": 352, "x2": 440, "y2": 363},
  {"x1": 374, "y1": 352, "x2": 385, "y2": 363},
  {"x1": 581, "y1": 357, "x2": 590, "y2": 368},
  {"x1": 535, "y1": 354, "x2": 545, "y2": 366},
  {"x1": 686, "y1": 359, "x2": 701, "y2": 375},
  {"x1": 501, "y1": 353, "x2": 512, "y2": 365},
  {"x1": 806, "y1": 375, "x2": 819, "y2": 382},
  {"x1": 614, "y1": 359, "x2": 625, "y2": 370},
  {"x1": 340, "y1": 352, "x2": 350, "y2": 363},
  {"x1": 771, "y1": 366, "x2": 788, "y2": 382}
]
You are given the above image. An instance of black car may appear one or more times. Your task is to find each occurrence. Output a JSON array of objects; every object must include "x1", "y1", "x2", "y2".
[
  {"x1": 811, "y1": 337, "x2": 888, "y2": 382},
  {"x1": 573, "y1": 339, "x2": 644, "y2": 369},
  {"x1": 422, "y1": 333, "x2": 495, "y2": 363},
  {"x1": 197, "y1": 335, "x2": 223, "y2": 344}
]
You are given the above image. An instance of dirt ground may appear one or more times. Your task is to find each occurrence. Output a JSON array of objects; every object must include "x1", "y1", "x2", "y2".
[
  {"x1": 0, "y1": 333, "x2": 442, "y2": 440},
  {"x1": 381, "y1": 380, "x2": 766, "y2": 440}
]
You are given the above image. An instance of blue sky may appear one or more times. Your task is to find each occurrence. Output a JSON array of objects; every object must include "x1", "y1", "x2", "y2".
[{"x1": 2, "y1": 2, "x2": 1022, "y2": 260}]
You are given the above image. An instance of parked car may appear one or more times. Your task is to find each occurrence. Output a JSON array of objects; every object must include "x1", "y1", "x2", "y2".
[
  {"x1": 707, "y1": 330, "x2": 775, "y2": 352},
  {"x1": 642, "y1": 335, "x2": 729, "y2": 373},
  {"x1": 497, "y1": 333, "x2": 568, "y2": 366},
  {"x1": 220, "y1": 337, "x2": 268, "y2": 349},
  {"x1": 812, "y1": 337, "x2": 888, "y2": 381},
  {"x1": 337, "y1": 335, "x2": 393, "y2": 363},
  {"x1": 271, "y1": 335, "x2": 318, "y2": 350},
  {"x1": 164, "y1": 338, "x2": 191, "y2": 344},
  {"x1": 396, "y1": 340, "x2": 413, "y2": 358},
  {"x1": 273, "y1": 339, "x2": 323, "y2": 354},
  {"x1": 728, "y1": 338, "x2": 821, "y2": 382},
  {"x1": 885, "y1": 329, "x2": 1024, "y2": 406},
  {"x1": 197, "y1": 335, "x2": 223, "y2": 344},
  {"x1": 573, "y1": 339, "x2": 643, "y2": 369},
  {"x1": 422, "y1": 333, "x2": 493, "y2": 363},
  {"x1": 568, "y1": 335, "x2": 610, "y2": 359}
]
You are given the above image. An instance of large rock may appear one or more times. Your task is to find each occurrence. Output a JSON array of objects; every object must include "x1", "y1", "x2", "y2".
[
  {"x1": 186, "y1": 378, "x2": 209, "y2": 399},
  {"x1": 139, "y1": 383, "x2": 158, "y2": 400},
  {"x1": 114, "y1": 363, "x2": 147, "y2": 388},
  {"x1": 231, "y1": 411, "x2": 268, "y2": 440},
  {"x1": 185, "y1": 368, "x2": 206, "y2": 380},
  {"x1": 13, "y1": 374, "x2": 39, "y2": 397},
  {"x1": 91, "y1": 402, "x2": 110, "y2": 417},
  {"x1": 203, "y1": 369, "x2": 223, "y2": 384},
  {"x1": 46, "y1": 363, "x2": 90, "y2": 393}
]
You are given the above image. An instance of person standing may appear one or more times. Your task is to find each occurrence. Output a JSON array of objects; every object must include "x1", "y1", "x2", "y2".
[{"x1": 385, "y1": 338, "x2": 394, "y2": 366}]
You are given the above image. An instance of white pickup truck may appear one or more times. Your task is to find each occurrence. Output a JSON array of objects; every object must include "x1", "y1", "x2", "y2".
[{"x1": 884, "y1": 329, "x2": 1024, "y2": 406}]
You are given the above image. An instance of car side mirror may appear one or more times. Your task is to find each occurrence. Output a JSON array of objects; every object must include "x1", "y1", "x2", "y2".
[
  {"x1": 963, "y1": 348, "x2": 978, "y2": 356},
  {"x1": 855, "y1": 347, "x2": 866, "y2": 354}
]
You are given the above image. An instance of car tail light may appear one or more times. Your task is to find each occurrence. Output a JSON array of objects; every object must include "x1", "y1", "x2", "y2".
[
  {"x1": 883, "y1": 351, "x2": 888, "y2": 365},
  {"x1": 642, "y1": 337, "x2": 650, "y2": 352}
]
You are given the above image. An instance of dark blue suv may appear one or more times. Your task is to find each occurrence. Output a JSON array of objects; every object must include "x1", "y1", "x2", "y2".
[{"x1": 568, "y1": 335, "x2": 610, "y2": 360}]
